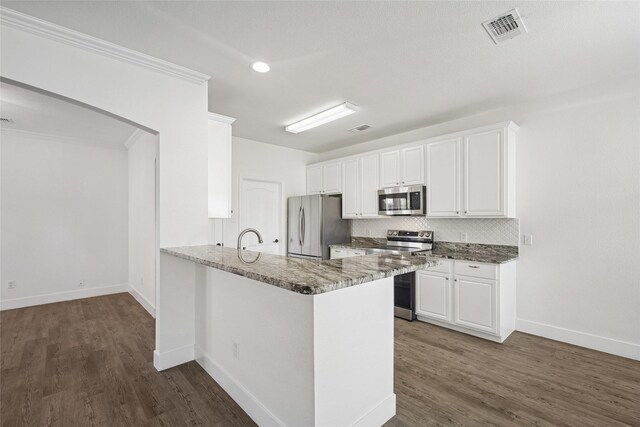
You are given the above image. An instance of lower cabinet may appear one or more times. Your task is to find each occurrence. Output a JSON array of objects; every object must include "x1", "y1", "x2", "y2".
[
  {"x1": 416, "y1": 260, "x2": 516, "y2": 342},
  {"x1": 330, "y1": 247, "x2": 366, "y2": 259}
]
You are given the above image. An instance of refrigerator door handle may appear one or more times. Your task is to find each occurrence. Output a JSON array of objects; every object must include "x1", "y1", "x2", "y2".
[
  {"x1": 301, "y1": 207, "x2": 306, "y2": 245},
  {"x1": 298, "y1": 206, "x2": 303, "y2": 246}
]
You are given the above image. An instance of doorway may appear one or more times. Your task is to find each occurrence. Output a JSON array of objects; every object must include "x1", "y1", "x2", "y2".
[{"x1": 239, "y1": 177, "x2": 282, "y2": 255}]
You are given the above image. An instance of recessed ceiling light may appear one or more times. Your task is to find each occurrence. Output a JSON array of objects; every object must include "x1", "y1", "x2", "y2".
[
  {"x1": 251, "y1": 61, "x2": 270, "y2": 73},
  {"x1": 285, "y1": 102, "x2": 357, "y2": 134}
]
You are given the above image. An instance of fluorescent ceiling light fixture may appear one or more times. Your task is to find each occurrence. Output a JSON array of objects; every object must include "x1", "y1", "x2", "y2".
[
  {"x1": 251, "y1": 61, "x2": 270, "y2": 73},
  {"x1": 285, "y1": 102, "x2": 357, "y2": 134}
]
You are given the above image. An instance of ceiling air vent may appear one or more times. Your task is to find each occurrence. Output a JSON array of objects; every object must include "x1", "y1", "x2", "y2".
[
  {"x1": 482, "y1": 8, "x2": 527, "y2": 44},
  {"x1": 0, "y1": 117, "x2": 14, "y2": 123},
  {"x1": 349, "y1": 124, "x2": 371, "y2": 133}
]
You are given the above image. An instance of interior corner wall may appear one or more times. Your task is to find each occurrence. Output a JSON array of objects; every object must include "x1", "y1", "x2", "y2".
[
  {"x1": 128, "y1": 131, "x2": 158, "y2": 316},
  {"x1": 0, "y1": 131, "x2": 128, "y2": 308},
  {"x1": 0, "y1": 20, "x2": 209, "y2": 355},
  {"x1": 211, "y1": 136, "x2": 318, "y2": 254}
]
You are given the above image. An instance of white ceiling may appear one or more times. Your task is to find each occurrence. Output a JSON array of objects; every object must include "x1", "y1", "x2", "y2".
[
  {"x1": 0, "y1": 81, "x2": 138, "y2": 149},
  {"x1": 4, "y1": 1, "x2": 639, "y2": 153}
]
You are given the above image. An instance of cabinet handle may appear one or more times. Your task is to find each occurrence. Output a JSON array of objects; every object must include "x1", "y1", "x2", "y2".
[
  {"x1": 468, "y1": 265, "x2": 480, "y2": 269},
  {"x1": 273, "y1": 239, "x2": 279, "y2": 243},
  {"x1": 456, "y1": 211, "x2": 459, "y2": 214},
  {"x1": 465, "y1": 210, "x2": 468, "y2": 214}
]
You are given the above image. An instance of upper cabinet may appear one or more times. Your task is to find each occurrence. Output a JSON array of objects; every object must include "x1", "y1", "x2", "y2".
[
  {"x1": 306, "y1": 161, "x2": 342, "y2": 195},
  {"x1": 426, "y1": 123, "x2": 517, "y2": 218},
  {"x1": 380, "y1": 146, "x2": 424, "y2": 188},
  {"x1": 342, "y1": 154, "x2": 380, "y2": 219},
  {"x1": 208, "y1": 112, "x2": 236, "y2": 218},
  {"x1": 307, "y1": 121, "x2": 517, "y2": 219}
]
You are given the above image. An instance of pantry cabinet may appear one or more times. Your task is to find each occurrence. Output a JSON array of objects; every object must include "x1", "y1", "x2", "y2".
[
  {"x1": 208, "y1": 112, "x2": 235, "y2": 218},
  {"x1": 416, "y1": 259, "x2": 515, "y2": 342},
  {"x1": 380, "y1": 145, "x2": 424, "y2": 188},
  {"x1": 426, "y1": 138, "x2": 461, "y2": 217},
  {"x1": 342, "y1": 154, "x2": 380, "y2": 218},
  {"x1": 307, "y1": 161, "x2": 342, "y2": 195}
]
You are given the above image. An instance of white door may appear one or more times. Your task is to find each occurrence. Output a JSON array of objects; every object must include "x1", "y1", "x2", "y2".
[
  {"x1": 240, "y1": 178, "x2": 281, "y2": 254},
  {"x1": 322, "y1": 162, "x2": 342, "y2": 194},
  {"x1": 426, "y1": 138, "x2": 460, "y2": 217},
  {"x1": 464, "y1": 129, "x2": 505, "y2": 216},
  {"x1": 454, "y1": 276, "x2": 497, "y2": 334},
  {"x1": 401, "y1": 145, "x2": 424, "y2": 185},
  {"x1": 306, "y1": 165, "x2": 323, "y2": 195},
  {"x1": 416, "y1": 272, "x2": 451, "y2": 322},
  {"x1": 342, "y1": 159, "x2": 359, "y2": 218},
  {"x1": 380, "y1": 150, "x2": 401, "y2": 188},
  {"x1": 360, "y1": 154, "x2": 380, "y2": 217}
]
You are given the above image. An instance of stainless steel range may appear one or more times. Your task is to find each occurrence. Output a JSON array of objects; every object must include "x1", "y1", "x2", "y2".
[{"x1": 370, "y1": 230, "x2": 434, "y2": 321}]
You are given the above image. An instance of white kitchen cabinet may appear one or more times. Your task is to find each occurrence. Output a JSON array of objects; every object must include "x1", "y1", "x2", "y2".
[
  {"x1": 342, "y1": 154, "x2": 381, "y2": 219},
  {"x1": 426, "y1": 122, "x2": 517, "y2": 218},
  {"x1": 416, "y1": 271, "x2": 451, "y2": 322},
  {"x1": 306, "y1": 161, "x2": 342, "y2": 195},
  {"x1": 415, "y1": 259, "x2": 516, "y2": 343},
  {"x1": 208, "y1": 112, "x2": 236, "y2": 218},
  {"x1": 306, "y1": 165, "x2": 323, "y2": 195},
  {"x1": 380, "y1": 150, "x2": 401, "y2": 188},
  {"x1": 426, "y1": 138, "x2": 460, "y2": 217},
  {"x1": 379, "y1": 146, "x2": 424, "y2": 188}
]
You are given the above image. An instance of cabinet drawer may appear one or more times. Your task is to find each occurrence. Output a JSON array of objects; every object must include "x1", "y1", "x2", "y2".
[
  {"x1": 330, "y1": 248, "x2": 348, "y2": 259},
  {"x1": 422, "y1": 260, "x2": 451, "y2": 275},
  {"x1": 455, "y1": 261, "x2": 496, "y2": 280},
  {"x1": 351, "y1": 250, "x2": 366, "y2": 257}
]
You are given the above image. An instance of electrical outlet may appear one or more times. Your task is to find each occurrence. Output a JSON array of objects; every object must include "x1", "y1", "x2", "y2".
[
  {"x1": 367, "y1": 229, "x2": 372, "y2": 237},
  {"x1": 232, "y1": 341, "x2": 239, "y2": 360},
  {"x1": 79, "y1": 280, "x2": 85, "y2": 287},
  {"x1": 459, "y1": 232, "x2": 468, "y2": 242},
  {"x1": 7, "y1": 280, "x2": 16, "y2": 289},
  {"x1": 522, "y1": 234, "x2": 533, "y2": 246}
]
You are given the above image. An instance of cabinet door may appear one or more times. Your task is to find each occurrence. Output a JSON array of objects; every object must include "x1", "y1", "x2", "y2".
[
  {"x1": 341, "y1": 159, "x2": 360, "y2": 218},
  {"x1": 426, "y1": 138, "x2": 460, "y2": 217},
  {"x1": 401, "y1": 145, "x2": 424, "y2": 185},
  {"x1": 454, "y1": 276, "x2": 497, "y2": 334},
  {"x1": 360, "y1": 154, "x2": 380, "y2": 217},
  {"x1": 380, "y1": 150, "x2": 401, "y2": 188},
  {"x1": 322, "y1": 162, "x2": 342, "y2": 194},
  {"x1": 463, "y1": 129, "x2": 505, "y2": 216},
  {"x1": 306, "y1": 165, "x2": 323, "y2": 195},
  {"x1": 208, "y1": 118, "x2": 233, "y2": 218},
  {"x1": 416, "y1": 272, "x2": 451, "y2": 322}
]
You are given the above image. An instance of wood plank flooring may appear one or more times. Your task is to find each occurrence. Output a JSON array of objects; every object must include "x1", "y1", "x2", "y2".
[{"x1": 1, "y1": 293, "x2": 638, "y2": 426}]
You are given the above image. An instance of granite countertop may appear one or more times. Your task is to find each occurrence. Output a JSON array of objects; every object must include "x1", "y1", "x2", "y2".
[
  {"x1": 160, "y1": 245, "x2": 441, "y2": 295},
  {"x1": 330, "y1": 239, "x2": 518, "y2": 264}
]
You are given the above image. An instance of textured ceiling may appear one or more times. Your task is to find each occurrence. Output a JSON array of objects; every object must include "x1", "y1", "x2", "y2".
[
  {"x1": 0, "y1": 81, "x2": 138, "y2": 148},
  {"x1": 3, "y1": 1, "x2": 639, "y2": 153}
]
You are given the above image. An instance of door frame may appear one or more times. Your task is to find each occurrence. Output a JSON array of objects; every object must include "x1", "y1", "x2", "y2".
[{"x1": 238, "y1": 176, "x2": 284, "y2": 255}]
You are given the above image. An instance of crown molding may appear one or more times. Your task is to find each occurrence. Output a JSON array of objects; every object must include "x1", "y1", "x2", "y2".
[
  {"x1": 0, "y1": 7, "x2": 211, "y2": 85},
  {"x1": 124, "y1": 128, "x2": 146, "y2": 149},
  {"x1": 1, "y1": 127, "x2": 128, "y2": 150},
  {"x1": 207, "y1": 112, "x2": 236, "y2": 125}
]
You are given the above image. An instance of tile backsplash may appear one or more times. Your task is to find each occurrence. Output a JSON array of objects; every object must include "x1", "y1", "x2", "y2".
[{"x1": 351, "y1": 217, "x2": 519, "y2": 246}]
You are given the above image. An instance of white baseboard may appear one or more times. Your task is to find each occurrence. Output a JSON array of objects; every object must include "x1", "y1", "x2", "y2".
[
  {"x1": 351, "y1": 394, "x2": 396, "y2": 427},
  {"x1": 128, "y1": 287, "x2": 156, "y2": 318},
  {"x1": 153, "y1": 344, "x2": 195, "y2": 371},
  {"x1": 195, "y1": 345, "x2": 284, "y2": 427},
  {"x1": 0, "y1": 283, "x2": 129, "y2": 311},
  {"x1": 516, "y1": 318, "x2": 640, "y2": 361}
]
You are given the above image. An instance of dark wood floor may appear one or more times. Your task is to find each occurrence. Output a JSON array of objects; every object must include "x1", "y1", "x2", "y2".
[{"x1": 1, "y1": 293, "x2": 638, "y2": 426}]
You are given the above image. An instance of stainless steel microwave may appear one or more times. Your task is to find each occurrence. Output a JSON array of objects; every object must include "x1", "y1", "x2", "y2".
[{"x1": 378, "y1": 185, "x2": 426, "y2": 216}]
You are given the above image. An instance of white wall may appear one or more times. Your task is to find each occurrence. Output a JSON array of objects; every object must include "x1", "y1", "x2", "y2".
[
  {"x1": 1, "y1": 130, "x2": 128, "y2": 308},
  {"x1": 211, "y1": 136, "x2": 318, "y2": 254},
  {"x1": 128, "y1": 131, "x2": 158, "y2": 316},
  {"x1": 320, "y1": 76, "x2": 640, "y2": 359},
  {"x1": 1, "y1": 12, "x2": 209, "y2": 358}
]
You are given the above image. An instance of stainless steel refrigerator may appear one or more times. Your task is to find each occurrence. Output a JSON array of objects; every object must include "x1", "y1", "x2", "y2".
[{"x1": 287, "y1": 195, "x2": 350, "y2": 260}]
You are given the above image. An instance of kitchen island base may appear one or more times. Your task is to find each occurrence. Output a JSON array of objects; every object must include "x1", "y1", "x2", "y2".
[{"x1": 156, "y1": 253, "x2": 396, "y2": 427}]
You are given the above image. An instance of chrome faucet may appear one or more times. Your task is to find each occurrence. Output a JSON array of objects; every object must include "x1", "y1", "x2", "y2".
[{"x1": 237, "y1": 228, "x2": 263, "y2": 250}]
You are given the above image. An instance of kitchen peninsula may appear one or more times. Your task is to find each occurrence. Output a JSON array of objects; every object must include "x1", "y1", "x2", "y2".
[{"x1": 156, "y1": 245, "x2": 440, "y2": 427}]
